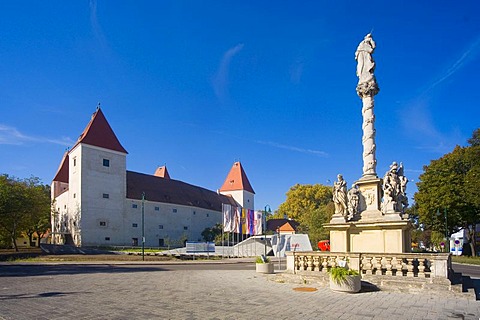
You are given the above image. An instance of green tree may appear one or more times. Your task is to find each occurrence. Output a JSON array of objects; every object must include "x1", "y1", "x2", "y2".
[
  {"x1": 414, "y1": 129, "x2": 480, "y2": 255},
  {"x1": 0, "y1": 175, "x2": 29, "y2": 251},
  {"x1": 276, "y1": 184, "x2": 334, "y2": 247},
  {"x1": 23, "y1": 179, "x2": 51, "y2": 247}
]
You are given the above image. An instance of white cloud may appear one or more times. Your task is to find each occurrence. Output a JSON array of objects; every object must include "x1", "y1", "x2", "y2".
[
  {"x1": 424, "y1": 35, "x2": 480, "y2": 93},
  {"x1": 89, "y1": 0, "x2": 108, "y2": 52},
  {"x1": 0, "y1": 124, "x2": 74, "y2": 147},
  {"x1": 255, "y1": 140, "x2": 328, "y2": 157},
  {"x1": 212, "y1": 43, "x2": 244, "y2": 102}
]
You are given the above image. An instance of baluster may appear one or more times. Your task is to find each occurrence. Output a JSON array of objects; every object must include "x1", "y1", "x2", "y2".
[
  {"x1": 306, "y1": 255, "x2": 313, "y2": 271},
  {"x1": 313, "y1": 256, "x2": 320, "y2": 272},
  {"x1": 406, "y1": 258, "x2": 414, "y2": 277},
  {"x1": 372, "y1": 256, "x2": 380, "y2": 275},
  {"x1": 385, "y1": 256, "x2": 393, "y2": 276},
  {"x1": 362, "y1": 256, "x2": 373, "y2": 275},
  {"x1": 321, "y1": 256, "x2": 328, "y2": 273},
  {"x1": 417, "y1": 259, "x2": 426, "y2": 278}
]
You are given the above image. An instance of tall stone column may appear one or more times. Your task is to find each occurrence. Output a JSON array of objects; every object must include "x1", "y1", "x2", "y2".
[{"x1": 357, "y1": 83, "x2": 379, "y2": 179}]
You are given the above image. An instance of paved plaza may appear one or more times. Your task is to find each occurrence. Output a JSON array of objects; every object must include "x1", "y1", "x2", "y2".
[{"x1": 0, "y1": 261, "x2": 479, "y2": 320}]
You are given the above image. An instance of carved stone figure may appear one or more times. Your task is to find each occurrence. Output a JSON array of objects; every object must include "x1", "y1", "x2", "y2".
[
  {"x1": 355, "y1": 33, "x2": 376, "y2": 85},
  {"x1": 347, "y1": 184, "x2": 360, "y2": 220},
  {"x1": 333, "y1": 174, "x2": 348, "y2": 218},
  {"x1": 382, "y1": 161, "x2": 409, "y2": 214}
]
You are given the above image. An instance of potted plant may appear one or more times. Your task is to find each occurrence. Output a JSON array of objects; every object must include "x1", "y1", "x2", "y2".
[
  {"x1": 328, "y1": 266, "x2": 361, "y2": 293},
  {"x1": 255, "y1": 255, "x2": 274, "y2": 274}
]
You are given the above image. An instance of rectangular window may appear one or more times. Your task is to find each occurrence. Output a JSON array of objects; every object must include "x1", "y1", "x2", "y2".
[
  {"x1": 73, "y1": 158, "x2": 76, "y2": 166},
  {"x1": 159, "y1": 225, "x2": 163, "y2": 229},
  {"x1": 99, "y1": 221, "x2": 106, "y2": 227},
  {"x1": 103, "y1": 159, "x2": 110, "y2": 167},
  {"x1": 206, "y1": 213, "x2": 209, "y2": 217},
  {"x1": 159, "y1": 239, "x2": 164, "y2": 247},
  {"x1": 155, "y1": 206, "x2": 160, "y2": 211},
  {"x1": 73, "y1": 193, "x2": 76, "y2": 198},
  {"x1": 103, "y1": 193, "x2": 109, "y2": 199},
  {"x1": 105, "y1": 237, "x2": 110, "y2": 241},
  {"x1": 132, "y1": 204, "x2": 138, "y2": 208},
  {"x1": 172, "y1": 208, "x2": 177, "y2": 213},
  {"x1": 132, "y1": 238, "x2": 138, "y2": 246},
  {"x1": 183, "y1": 226, "x2": 188, "y2": 230},
  {"x1": 132, "y1": 223, "x2": 138, "y2": 228}
]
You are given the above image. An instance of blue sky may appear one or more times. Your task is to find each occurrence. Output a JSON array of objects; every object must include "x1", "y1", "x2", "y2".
[{"x1": 1, "y1": 1, "x2": 479, "y2": 211}]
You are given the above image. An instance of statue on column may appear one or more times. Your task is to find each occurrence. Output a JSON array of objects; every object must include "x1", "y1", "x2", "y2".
[
  {"x1": 333, "y1": 174, "x2": 348, "y2": 218},
  {"x1": 355, "y1": 33, "x2": 379, "y2": 97},
  {"x1": 381, "y1": 161, "x2": 409, "y2": 215},
  {"x1": 347, "y1": 184, "x2": 360, "y2": 220}
]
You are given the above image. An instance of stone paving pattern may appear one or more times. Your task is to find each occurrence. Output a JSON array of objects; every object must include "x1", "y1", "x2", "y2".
[{"x1": 0, "y1": 262, "x2": 479, "y2": 320}]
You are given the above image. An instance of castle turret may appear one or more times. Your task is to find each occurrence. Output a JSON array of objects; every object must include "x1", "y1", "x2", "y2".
[{"x1": 219, "y1": 161, "x2": 255, "y2": 210}]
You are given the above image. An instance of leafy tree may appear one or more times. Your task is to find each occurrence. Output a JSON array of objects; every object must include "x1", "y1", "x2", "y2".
[
  {"x1": 276, "y1": 184, "x2": 334, "y2": 247},
  {"x1": 414, "y1": 128, "x2": 480, "y2": 255},
  {"x1": 0, "y1": 175, "x2": 29, "y2": 251},
  {"x1": 0, "y1": 175, "x2": 51, "y2": 251},
  {"x1": 23, "y1": 179, "x2": 51, "y2": 247}
]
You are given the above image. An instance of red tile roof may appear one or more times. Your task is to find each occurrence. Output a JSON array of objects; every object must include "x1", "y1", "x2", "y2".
[
  {"x1": 154, "y1": 166, "x2": 171, "y2": 179},
  {"x1": 219, "y1": 161, "x2": 255, "y2": 194},
  {"x1": 72, "y1": 107, "x2": 128, "y2": 154},
  {"x1": 127, "y1": 171, "x2": 237, "y2": 211},
  {"x1": 266, "y1": 219, "x2": 299, "y2": 232},
  {"x1": 52, "y1": 151, "x2": 69, "y2": 183}
]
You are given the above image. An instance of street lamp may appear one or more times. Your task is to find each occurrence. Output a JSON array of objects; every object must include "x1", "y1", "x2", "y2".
[
  {"x1": 142, "y1": 192, "x2": 145, "y2": 261},
  {"x1": 263, "y1": 205, "x2": 272, "y2": 257},
  {"x1": 437, "y1": 208, "x2": 448, "y2": 252}
]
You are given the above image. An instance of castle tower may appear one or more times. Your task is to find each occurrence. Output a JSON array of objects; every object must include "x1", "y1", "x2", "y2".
[
  {"x1": 219, "y1": 161, "x2": 255, "y2": 210},
  {"x1": 52, "y1": 106, "x2": 128, "y2": 246}
]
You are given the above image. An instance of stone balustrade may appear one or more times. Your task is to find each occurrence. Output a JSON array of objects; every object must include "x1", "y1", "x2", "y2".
[{"x1": 286, "y1": 251, "x2": 452, "y2": 280}]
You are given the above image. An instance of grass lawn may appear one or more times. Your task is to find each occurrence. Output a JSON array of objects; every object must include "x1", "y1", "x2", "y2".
[{"x1": 451, "y1": 255, "x2": 480, "y2": 265}]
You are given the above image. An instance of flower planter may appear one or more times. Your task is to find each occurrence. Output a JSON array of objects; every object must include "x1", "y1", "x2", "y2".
[
  {"x1": 256, "y1": 262, "x2": 274, "y2": 274},
  {"x1": 329, "y1": 275, "x2": 361, "y2": 293}
]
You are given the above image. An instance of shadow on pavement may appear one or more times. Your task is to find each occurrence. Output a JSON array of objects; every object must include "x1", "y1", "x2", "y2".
[
  {"x1": 0, "y1": 291, "x2": 85, "y2": 301},
  {"x1": 0, "y1": 264, "x2": 169, "y2": 277}
]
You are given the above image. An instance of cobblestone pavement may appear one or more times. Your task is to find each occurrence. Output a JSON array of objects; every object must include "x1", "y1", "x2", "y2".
[{"x1": 0, "y1": 262, "x2": 479, "y2": 320}]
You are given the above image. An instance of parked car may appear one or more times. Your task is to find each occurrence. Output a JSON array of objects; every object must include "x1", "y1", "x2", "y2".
[{"x1": 318, "y1": 240, "x2": 330, "y2": 251}]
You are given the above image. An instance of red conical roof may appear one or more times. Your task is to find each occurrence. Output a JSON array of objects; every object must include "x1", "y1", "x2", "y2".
[
  {"x1": 72, "y1": 107, "x2": 128, "y2": 154},
  {"x1": 52, "y1": 151, "x2": 69, "y2": 183},
  {"x1": 219, "y1": 161, "x2": 255, "y2": 194},
  {"x1": 154, "y1": 166, "x2": 171, "y2": 179}
]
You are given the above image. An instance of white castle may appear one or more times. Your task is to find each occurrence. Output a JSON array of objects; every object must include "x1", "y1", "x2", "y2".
[{"x1": 51, "y1": 107, "x2": 255, "y2": 247}]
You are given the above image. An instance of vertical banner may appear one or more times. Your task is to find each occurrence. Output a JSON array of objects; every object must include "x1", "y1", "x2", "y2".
[
  {"x1": 222, "y1": 204, "x2": 233, "y2": 232},
  {"x1": 241, "y1": 208, "x2": 246, "y2": 235},
  {"x1": 254, "y1": 210, "x2": 263, "y2": 235}
]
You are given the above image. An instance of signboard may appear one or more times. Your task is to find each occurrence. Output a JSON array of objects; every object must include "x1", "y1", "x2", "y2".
[{"x1": 186, "y1": 242, "x2": 215, "y2": 253}]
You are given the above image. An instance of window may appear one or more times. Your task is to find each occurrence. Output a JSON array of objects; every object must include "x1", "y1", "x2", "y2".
[
  {"x1": 73, "y1": 158, "x2": 77, "y2": 166},
  {"x1": 64, "y1": 205, "x2": 66, "y2": 209},
  {"x1": 159, "y1": 225, "x2": 163, "y2": 229},
  {"x1": 103, "y1": 193, "x2": 109, "y2": 199},
  {"x1": 103, "y1": 159, "x2": 110, "y2": 167},
  {"x1": 206, "y1": 214, "x2": 209, "y2": 217},
  {"x1": 172, "y1": 208, "x2": 177, "y2": 213},
  {"x1": 154, "y1": 206, "x2": 160, "y2": 211},
  {"x1": 105, "y1": 237, "x2": 110, "y2": 241},
  {"x1": 132, "y1": 238, "x2": 138, "y2": 246},
  {"x1": 132, "y1": 204, "x2": 138, "y2": 209},
  {"x1": 132, "y1": 223, "x2": 138, "y2": 228},
  {"x1": 193, "y1": 211, "x2": 196, "y2": 215},
  {"x1": 159, "y1": 239, "x2": 164, "y2": 247},
  {"x1": 99, "y1": 221, "x2": 106, "y2": 227},
  {"x1": 73, "y1": 193, "x2": 76, "y2": 198},
  {"x1": 183, "y1": 226, "x2": 188, "y2": 230}
]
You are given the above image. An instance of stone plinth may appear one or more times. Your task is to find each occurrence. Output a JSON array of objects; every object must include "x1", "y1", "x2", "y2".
[
  {"x1": 324, "y1": 220, "x2": 412, "y2": 253},
  {"x1": 356, "y1": 177, "x2": 383, "y2": 221}
]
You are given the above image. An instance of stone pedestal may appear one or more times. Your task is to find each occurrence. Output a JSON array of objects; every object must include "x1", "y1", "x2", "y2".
[
  {"x1": 324, "y1": 220, "x2": 412, "y2": 253},
  {"x1": 355, "y1": 177, "x2": 383, "y2": 221}
]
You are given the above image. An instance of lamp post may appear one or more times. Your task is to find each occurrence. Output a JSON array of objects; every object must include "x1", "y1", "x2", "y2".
[
  {"x1": 437, "y1": 207, "x2": 448, "y2": 252},
  {"x1": 263, "y1": 205, "x2": 271, "y2": 257},
  {"x1": 142, "y1": 192, "x2": 145, "y2": 261}
]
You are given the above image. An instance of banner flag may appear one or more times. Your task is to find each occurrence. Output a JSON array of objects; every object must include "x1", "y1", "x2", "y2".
[
  {"x1": 234, "y1": 206, "x2": 241, "y2": 234},
  {"x1": 245, "y1": 209, "x2": 255, "y2": 235},
  {"x1": 222, "y1": 204, "x2": 233, "y2": 232},
  {"x1": 241, "y1": 208, "x2": 246, "y2": 234},
  {"x1": 254, "y1": 210, "x2": 263, "y2": 235}
]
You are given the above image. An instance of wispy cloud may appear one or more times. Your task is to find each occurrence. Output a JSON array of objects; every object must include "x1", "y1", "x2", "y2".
[
  {"x1": 89, "y1": 0, "x2": 108, "y2": 52},
  {"x1": 424, "y1": 35, "x2": 480, "y2": 93},
  {"x1": 255, "y1": 140, "x2": 328, "y2": 157},
  {"x1": 0, "y1": 125, "x2": 74, "y2": 147},
  {"x1": 289, "y1": 58, "x2": 304, "y2": 84},
  {"x1": 212, "y1": 43, "x2": 244, "y2": 102}
]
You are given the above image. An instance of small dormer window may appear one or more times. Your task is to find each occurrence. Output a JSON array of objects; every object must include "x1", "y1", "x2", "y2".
[
  {"x1": 103, "y1": 159, "x2": 110, "y2": 167},
  {"x1": 73, "y1": 158, "x2": 77, "y2": 166}
]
